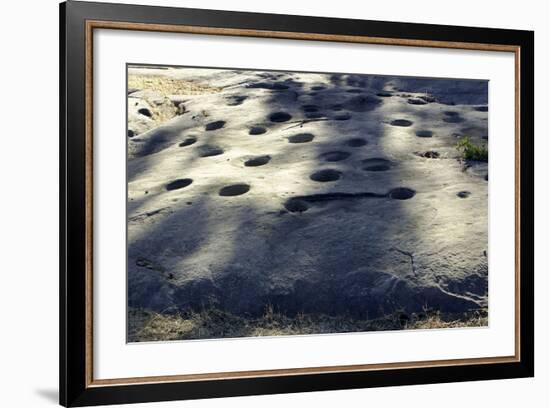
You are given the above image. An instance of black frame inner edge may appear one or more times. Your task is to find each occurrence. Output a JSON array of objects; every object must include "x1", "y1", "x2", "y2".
[{"x1": 60, "y1": 1, "x2": 534, "y2": 406}]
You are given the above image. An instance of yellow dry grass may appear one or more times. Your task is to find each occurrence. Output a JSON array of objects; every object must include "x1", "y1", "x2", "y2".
[
  {"x1": 128, "y1": 74, "x2": 221, "y2": 96},
  {"x1": 408, "y1": 313, "x2": 488, "y2": 330},
  {"x1": 128, "y1": 307, "x2": 488, "y2": 342},
  {"x1": 128, "y1": 310, "x2": 197, "y2": 342}
]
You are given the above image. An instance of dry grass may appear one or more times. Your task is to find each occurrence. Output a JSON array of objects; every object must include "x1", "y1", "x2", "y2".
[
  {"x1": 127, "y1": 310, "x2": 197, "y2": 342},
  {"x1": 407, "y1": 312, "x2": 488, "y2": 330},
  {"x1": 128, "y1": 74, "x2": 221, "y2": 97},
  {"x1": 128, "y1": 306, "x2": 488, "y2": 342}
]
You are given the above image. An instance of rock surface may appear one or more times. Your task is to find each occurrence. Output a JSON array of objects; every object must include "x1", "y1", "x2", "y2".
[{"x1": 127, "y1": 66, "x2": 488, "y2": 323}]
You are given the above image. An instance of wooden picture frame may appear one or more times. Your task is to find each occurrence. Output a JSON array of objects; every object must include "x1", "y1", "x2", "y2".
[{"x1": 60, "y1": 1, "x2": 534, "y2": 406}]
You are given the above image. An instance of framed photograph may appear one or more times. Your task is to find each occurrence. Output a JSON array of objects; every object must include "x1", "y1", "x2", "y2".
[{"x1": 60, "y1": 1, "x2": 534, "y2": 406}]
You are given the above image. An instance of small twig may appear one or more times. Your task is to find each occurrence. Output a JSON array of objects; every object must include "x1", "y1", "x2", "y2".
[{"x1": 283, "y1": 117, "x2": 330, "y2": 130}]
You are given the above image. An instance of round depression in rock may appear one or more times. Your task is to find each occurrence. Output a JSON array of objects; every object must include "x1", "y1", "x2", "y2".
[
  {"x1": 346, "y1": 138, "x2": 367, "y2": 147},
  {"x1": 288, "y1": 133, "x2": 314, "y2": 143},
  {"x1": 179, "y1": 137, "x2": 197, "y2": 147},
  {"x1": 138, "y1": 108, "x2": 152, "y2": 117},
  {"x1": 269, "y1": 112, "x2": 292, "y2": 122},
  {"x1": 388, "y1": 187, "x2": 416, "y2": 200},
  {"x1": 205, "y1": 120, "x2": 226, "y2": 131},
  {"x1": 249, "y1": 126, "x2": 267, "y2": 135},
  {"x1": 442, "y1": 111, "x2": 464, "y2": 123},
  {"x1": 390, "y1": 119, "x2": 413, "y2": 127},
  {"x1": 319, "y1": 151, "x2": 351, "y2": 162},
  {"x1": 244, "y1": 155, "x2": 271, "y2": 167},
  {"x1": 310, "y1": 169, "x2": 341, "y2": 182},
  {"x1": 416, "y1": 130, "x2": 433, "y2": 138},
  {"x1": 219, "y1": 184, "x2": 250, "y2": 196},
  {"x1": 302, "y1": 105, "x2": 319, "y2": 113},
  {"x1": 362, "y1": 158, "x2": 392, "y2": 172},
  {"x1": 166, "y1": 178, "x2": 193, "y2": 191},
  {"x1": 198, "y1": 145, "x2": 224, "y2": 157},
  {"x1": 306, "y1": 112, "x2": 324, "y2": 119},
  {"x1": 284, "y1": 199, "x2": 309, "y2": 213}
]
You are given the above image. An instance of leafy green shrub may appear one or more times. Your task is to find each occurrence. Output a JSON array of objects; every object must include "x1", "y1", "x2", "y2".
[{"x1": 456, "y1": 136, "x2": 488, "y2": 162}]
